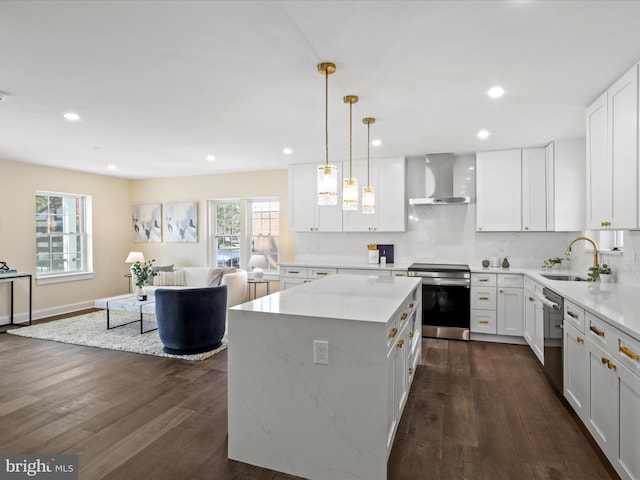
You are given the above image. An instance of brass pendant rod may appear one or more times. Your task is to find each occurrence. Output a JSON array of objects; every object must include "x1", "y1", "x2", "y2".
[
  {"x1": 325, "y1": 68, "x2": 329, "y2": 167},
  {"x1": 349, "y1": 99, "x2": 353, "y2": 178},
  {"x1": 367, "y1": 121, "x2": 371, "y2": 186}
]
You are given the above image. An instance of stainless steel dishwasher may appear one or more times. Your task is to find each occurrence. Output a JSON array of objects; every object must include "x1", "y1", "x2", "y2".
[{"x1": 542, "y1": 287, "x2": 564, "y2": 393}]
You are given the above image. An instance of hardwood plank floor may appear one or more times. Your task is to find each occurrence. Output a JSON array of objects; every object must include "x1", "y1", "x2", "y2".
[{"x1": 0, "y1": 326, "x2": 617, "y2": 479}]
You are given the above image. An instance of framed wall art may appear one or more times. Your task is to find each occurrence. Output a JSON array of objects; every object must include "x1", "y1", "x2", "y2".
[
  {"x1": 164, "y1": 201, "x2": 198, "y2": 243},
  {"x1": 132, "y1": 203, "x2": 162, "y2": 243}
]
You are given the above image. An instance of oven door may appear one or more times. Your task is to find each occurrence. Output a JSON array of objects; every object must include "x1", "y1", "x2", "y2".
[{"x1": 421, "y1": 280, "x2": 470, "y2": 339}]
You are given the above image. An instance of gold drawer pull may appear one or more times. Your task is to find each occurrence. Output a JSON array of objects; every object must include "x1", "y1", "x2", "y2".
[
  {"x1": 479, "y1": 278, "x2": 489, "y2": 282},
  {"x1": 408, "y1": 331, "x2": 414, "y2": 338},
  {"x1": 529, "y1": 297, "x2": 534, "y2": 302},
  {"x1": 577, "y1": 337, "x2": 584, "y2": 344},
  {"x1": 601, "y1": 357, "x2": 610, "y2": 365},
  {"x1": 479, "y1": 296, "x2": 489, "y2": 300},
  {"x1": 395, "y1": 273, "x2": 404, "y2": 277},
  {"x1": 620, "y1": 346, "x2": 640, "y2": 361},
  {"x1": 315, "y1": 272, "x2": 328, "y2": 275},
  {"x1": 590, "y1": 325, "x2": 605, "y2": 337},
  {"x1": 608, "y1": 362, "x2": 617, "y2": 370},
  {"x1": 397, "y1": 339, "x2": 404, "y2": 348},
  {"x1": 388, "y1": 327, "x2": 398, "y2": 339},
  {"x1": 409, "y1": 303, "x2": 414, "y2": 309},
  {"x1": 567, "y1": 311, "x2": 579, "y2": 319},
  {"x1": 288, "y1": 270, "x2": 299, "y2": 274},
  {"x1": 479, "y1": 319, "x2": 489, "y2": 324},
  {"x1": 601, "y1": 221, "x2": 611, "y2": 227},
  {"x1": 401, "y1": 313, "x2": 408, "y2": 321},
  {"x1": 499, "y1": 289, "x2": 504, "y2": 293},
  {"x1": 408, "y1": 367, "x2": 413, "y2": 375}
]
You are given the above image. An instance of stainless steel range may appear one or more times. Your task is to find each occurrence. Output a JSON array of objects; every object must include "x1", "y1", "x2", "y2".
[{"x1": 408, "y1": 263, "x2": 471, "y2": 341}]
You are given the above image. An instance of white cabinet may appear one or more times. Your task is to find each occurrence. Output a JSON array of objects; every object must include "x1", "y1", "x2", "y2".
[
  {"x1": 288, "y1": 163, "x2": 343, "y2": 232},
  {"x1": 586, "y1": 63, "x2": 639, "y2": 230},
  {"x1": 471, "y1": 273, "x2": 523, "y2": 338},
  {"x1": 563, "y1": 322, "x2": 589, "y2": 419},
  {"x1": 476, "y1": 150, "x2": 522, "y2": 231},
  {"x1": 545, "y1": 139, "x2": 586, "y2": 231},
  {"x1": 521, "y1": 147, "x2": 547, "y2": 231},
  {"x1": 524, "y1": 285, "x2": 544, "y2": 364},
  {"x1": 497, "y1": 286, "x2": 523, "y2": 337},
  {"x1": 343, "y1": 157, "x2": 406, "y2": 232}
]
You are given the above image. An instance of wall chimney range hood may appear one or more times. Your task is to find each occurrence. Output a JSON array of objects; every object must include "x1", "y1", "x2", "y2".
[{"x1": 409, "y1": 153, "x2": 470, "y2": 205}]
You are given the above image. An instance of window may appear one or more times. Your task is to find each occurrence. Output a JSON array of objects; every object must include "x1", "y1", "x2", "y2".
[
  {"x1": 250, "y1": 199, "x2": 279, "y2": 269},
  {"x1": 36, "y1": 192, "x2": 92, "y2": 278},
  {"x1": 584, "y1": 230, "x2": 624, "y2": 253},
  {"x1": 213, "y1": 201, "x2": 241, "y2": 267}
]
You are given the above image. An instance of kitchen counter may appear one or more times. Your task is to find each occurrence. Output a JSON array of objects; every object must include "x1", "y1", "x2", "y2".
[
  {"x1": 279, "y1": 260, "x2": 412, "y2": 271},
  {"x1": 470, "y1": 265, "x2": 640, "y2": 341}
]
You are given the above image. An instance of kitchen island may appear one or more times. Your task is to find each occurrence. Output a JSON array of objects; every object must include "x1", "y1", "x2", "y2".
[{"x1": 227, "y1": 274, "x2": 421, "y2": 480}]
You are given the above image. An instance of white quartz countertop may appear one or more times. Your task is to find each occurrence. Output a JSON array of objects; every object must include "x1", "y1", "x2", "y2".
[
  {"x1": 231, "y1": 274, "x2": 420, "y2": 324},
  {"x1": 471, "y1": 265, "x2": 640, "y2": 341},
  {"x1": 279, "y1": 260, "x2": 413, "y2": 271}
]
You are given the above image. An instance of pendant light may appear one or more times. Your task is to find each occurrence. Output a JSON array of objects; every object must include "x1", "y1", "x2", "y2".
[
  {"x1": 317, "y1": 62, "x2": 338, "y2": 206},
  {"x1": 362, "y1": 117, "x2": 376, "y2": 214},
  {"x1": 342, "y1": 95, "x2": 359, "y2": 211}
]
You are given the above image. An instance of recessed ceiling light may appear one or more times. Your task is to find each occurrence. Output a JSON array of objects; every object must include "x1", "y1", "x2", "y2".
[
  {"x1": 477, "y1": 129, "x2": 490, "y2": 139},
  {"x1": 283, "y1": 148, "x2": 293, "y2": 155},
  {"x1": 468, "y1": 166, "x2": 475, "y2": 170},
  {"x1": 63, "y1": 112, "x2": 80, "y2": 121},
  {"x1": 206, "y1": 155, "x2": 215, "y2": 162},
  {"x1": 371, "y1": 139, "x2": 382, "y2": 147},
  {"x1": 107, "y1": 164, "x2": 116, "y2": 170},
  {"x1": 487, "y1": 86, "x2": 504, "y2": 99}
]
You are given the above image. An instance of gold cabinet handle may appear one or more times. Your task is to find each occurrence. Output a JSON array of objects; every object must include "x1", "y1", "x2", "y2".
[
  {"x1": 479, "y1": 296, "x2": 489, "y2": 300},
  {"x1": 388, "y1": 327, "x2": 398, "y2": 339},
  {"x1": 577, "y1": 337, "x2": 584, "y2": 344},
  {"x1": 479, "y1": 319, "x2": 489, "y2": 324},
  {"x1": 567, "y1": 311, "x2": 579, "y2": 319},
  {"x1": 620, "y1": 345, "x2": 640, "y2": 361},
  {"x1": 524, "y1": 226, "x2": 529, "y2": 230},
  {"x1": 401, "y1": 313, "x2": 408, "y2": 321},
  {"x1": 529, "y1": 297, "x2": 534, "y2": 302},
  {"x1": 395, "y1": 273, "x2": 404, "y2": 277},
  {"x1": 409, "y1": 303, "x2": 414, "y2": 309},
  {"x1": 479, "y1": 278, "x2": 489, "y2": 282},
  {"x1": 408, "y1": 331, "x2": 414, "y2": 338},
  {"x1": 397, "y1": 339, "x2": 404, "y2": 348},
  {"x1": 601, "y1": 357, "x2": 610, "y2": 364},
  {"x1": 601, "y1": 221, "x2": 611, "y2": 227},
  {"x1": 608, "y1": 362, "x2": 617, "y2": 370},
  {"x1": 315, "y1": 272, "x2": 328, "y2": 276},
  {"x1": 499, "y1": 289, "x2": 504, "y2": 293},
  {"x1": 408, "y1": 367, "x2": 413, "y2": 375},
  {"x1": 590, "y1": 325, "x2": 605, "y2": 337},
  {"x1": 288, "y1": 270, "x2": 299, "y2": 274}
]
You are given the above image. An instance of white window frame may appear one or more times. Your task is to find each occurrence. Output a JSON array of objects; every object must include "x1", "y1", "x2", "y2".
[
  {"x1": 583, "y1": 230, "x2": 624, "y2": 255},
  {"x1": 35, "y1": 190, "x2": 93, "y2": 284},
  {"x1": 248, "y1": 198, "x2": 280, "y2": 271},
  {"x1": 210, "y1": 199, "x2": 241, "y2": 268}
]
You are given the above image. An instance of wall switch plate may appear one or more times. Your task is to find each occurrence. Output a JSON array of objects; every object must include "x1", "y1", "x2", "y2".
[{"x1": 314, "y1": 340, "x2": 329, "y2": 365}]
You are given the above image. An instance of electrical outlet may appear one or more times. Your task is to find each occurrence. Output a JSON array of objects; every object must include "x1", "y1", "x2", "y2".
[
  {"x1": 502, "y1": 241, "x2": 511, "y2": 256},
  {"x1": 314, "y1": 340, "x2": 329, "y2": 365}
]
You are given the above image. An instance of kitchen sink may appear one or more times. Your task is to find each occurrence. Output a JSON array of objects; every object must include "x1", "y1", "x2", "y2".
[{"x1": 540, "y1": 273, "x2": 587, "y2": 282}]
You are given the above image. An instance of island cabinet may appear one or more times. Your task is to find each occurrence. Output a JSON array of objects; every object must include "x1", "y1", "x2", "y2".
[
  {"x1": 563, "y1": 302, "x2": 640, "y2": 480},
  {"x1": 228, "y1": 274, "x2": 421, "y2": 480}
]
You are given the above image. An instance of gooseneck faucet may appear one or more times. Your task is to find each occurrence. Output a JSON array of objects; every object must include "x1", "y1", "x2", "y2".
[{"x1": 566, "y1": 236, "x2": 600, "y2": 268}]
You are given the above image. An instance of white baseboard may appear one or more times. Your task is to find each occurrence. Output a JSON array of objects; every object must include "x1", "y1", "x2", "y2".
[{"x1": 0, "y1": 300, "x2": 95, "y2": 326}]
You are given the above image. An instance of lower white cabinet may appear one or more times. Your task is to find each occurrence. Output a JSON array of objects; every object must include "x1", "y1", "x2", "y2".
[
  {"x1": 524, "y1": 279, "x2": 544, "y2": 364},
  {"x1": 563, "y1": 304, "x2": 640, "y2": 480},
  {"x1": 471, "y1": 273, "x2": 523, "y2": 338},
  {"x1": 497, "y1": 286, "x2": 523, "y2": 337}
]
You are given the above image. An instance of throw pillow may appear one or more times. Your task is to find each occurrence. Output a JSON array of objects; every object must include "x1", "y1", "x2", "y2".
[
  {"x1": 152, "y1": 264, "x2": 174, "y2": 272},
  {"x1": 206, "y1": 267, "x2": 223, "y2": 287},
  {"x1": 153, "y1": 269, "x2": 186, "y2": 286},
  {"x1": 221, "y1": 267, "x2": 237, "y2": 279}
]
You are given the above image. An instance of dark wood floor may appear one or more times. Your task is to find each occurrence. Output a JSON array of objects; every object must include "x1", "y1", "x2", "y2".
[{"x1": 0, "y1": 320, "x2": 616, "y2": 480}]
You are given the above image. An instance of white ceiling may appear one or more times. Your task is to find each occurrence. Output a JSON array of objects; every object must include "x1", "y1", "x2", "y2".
[{"x1": 2, "y1": 0, "x2": 640, "y2": 179}]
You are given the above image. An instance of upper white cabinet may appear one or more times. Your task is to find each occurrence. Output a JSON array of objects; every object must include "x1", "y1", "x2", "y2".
[
  {"x1": 343, "y1": 157, "x2": 406, "y2": 232},
  {"x1": 586, "y1": 63, "x2": 639, "y2": 230},
  {"x1": 289, "y1": 158, "x2": 406, "y2": 233},
  {"x1": 288, "y1": 163, "x2": 343, "y2": 232},
  {"x1": 546, "y1": 139, "x2": 586, "y2": 231},
  {"x1": 521, "y1": 147, "x2": 547, "y2": 231},
  {"x1": 476, "y1": 149, "x2": 522, "y2": 231}
]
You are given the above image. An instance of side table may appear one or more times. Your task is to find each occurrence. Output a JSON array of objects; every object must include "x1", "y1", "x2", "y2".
[{"x1": 247, "y1": 279, "x2": 270, "y2": 300}]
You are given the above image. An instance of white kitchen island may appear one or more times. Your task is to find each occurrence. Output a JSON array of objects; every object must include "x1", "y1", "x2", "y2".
[{"x1": 227, "y1": 274, "x2": 422, "y2": 480}]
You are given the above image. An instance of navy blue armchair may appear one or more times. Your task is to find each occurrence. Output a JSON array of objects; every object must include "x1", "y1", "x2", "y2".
[{"x1": 155, "y1": 286, "x2": 228, "y2": 355}]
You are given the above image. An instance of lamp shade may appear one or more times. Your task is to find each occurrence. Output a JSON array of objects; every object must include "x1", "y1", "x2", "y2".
[
  {"x1": 125, "y1": 251, "x2": 145, "y2": 263},
  {"x1": 247, "y1": 254, "x2": 269, "y2": 270}
]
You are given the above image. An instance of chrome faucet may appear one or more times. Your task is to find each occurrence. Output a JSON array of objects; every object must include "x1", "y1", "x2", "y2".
[{"x1": 566, "y1": 236, "x2": 600, "y2": 269}]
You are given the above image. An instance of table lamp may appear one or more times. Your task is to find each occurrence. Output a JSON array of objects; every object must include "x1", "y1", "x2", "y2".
[
  {"x1": 125, "y1": 251, "x2": 145, "y2": 264},
  {"x1": 247, "y1": 254, "x2": 268, "y2": 281}
]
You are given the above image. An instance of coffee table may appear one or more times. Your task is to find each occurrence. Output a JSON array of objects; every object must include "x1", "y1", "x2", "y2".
[{"x1": 94, "y1": 294, "x2": 157, "y2": 334}]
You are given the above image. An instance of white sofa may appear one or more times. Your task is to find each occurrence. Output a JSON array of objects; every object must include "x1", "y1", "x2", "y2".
[{"x1": 132, "y1": 267, "x2": 248, "y2": 307}]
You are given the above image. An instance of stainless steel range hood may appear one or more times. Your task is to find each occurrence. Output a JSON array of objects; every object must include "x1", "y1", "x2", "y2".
[{"x1": 408, "y1": 153, "x2": 471, "y2": 205}]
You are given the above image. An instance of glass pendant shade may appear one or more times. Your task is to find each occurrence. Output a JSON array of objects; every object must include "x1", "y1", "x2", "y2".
[
  {"x1": 362, "y1": 185, "x2": 375, "y2": 214},
  {"x1": 343, "y1": 177, "x2": 359, "y2": 211},
  {"x1": 317, "y1": 164, "x2": 338, "y2": 206}
]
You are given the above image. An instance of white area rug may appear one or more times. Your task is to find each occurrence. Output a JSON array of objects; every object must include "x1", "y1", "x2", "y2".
[{"x1": 7, "y1": 310, "x2": 227, "y2": 361}]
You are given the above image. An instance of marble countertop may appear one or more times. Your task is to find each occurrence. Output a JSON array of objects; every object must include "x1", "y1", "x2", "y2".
[
  {"x1": 231, "y1": 274, "x2": 421, "y2": 324},
  {"x1": 279, "y1": 260, "x2": 413, "y2": 271}
]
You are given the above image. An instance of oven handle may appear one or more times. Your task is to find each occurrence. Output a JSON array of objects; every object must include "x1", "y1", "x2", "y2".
[{"x1": 420, "y1": 278, "x2": 471, "y2": 287}]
